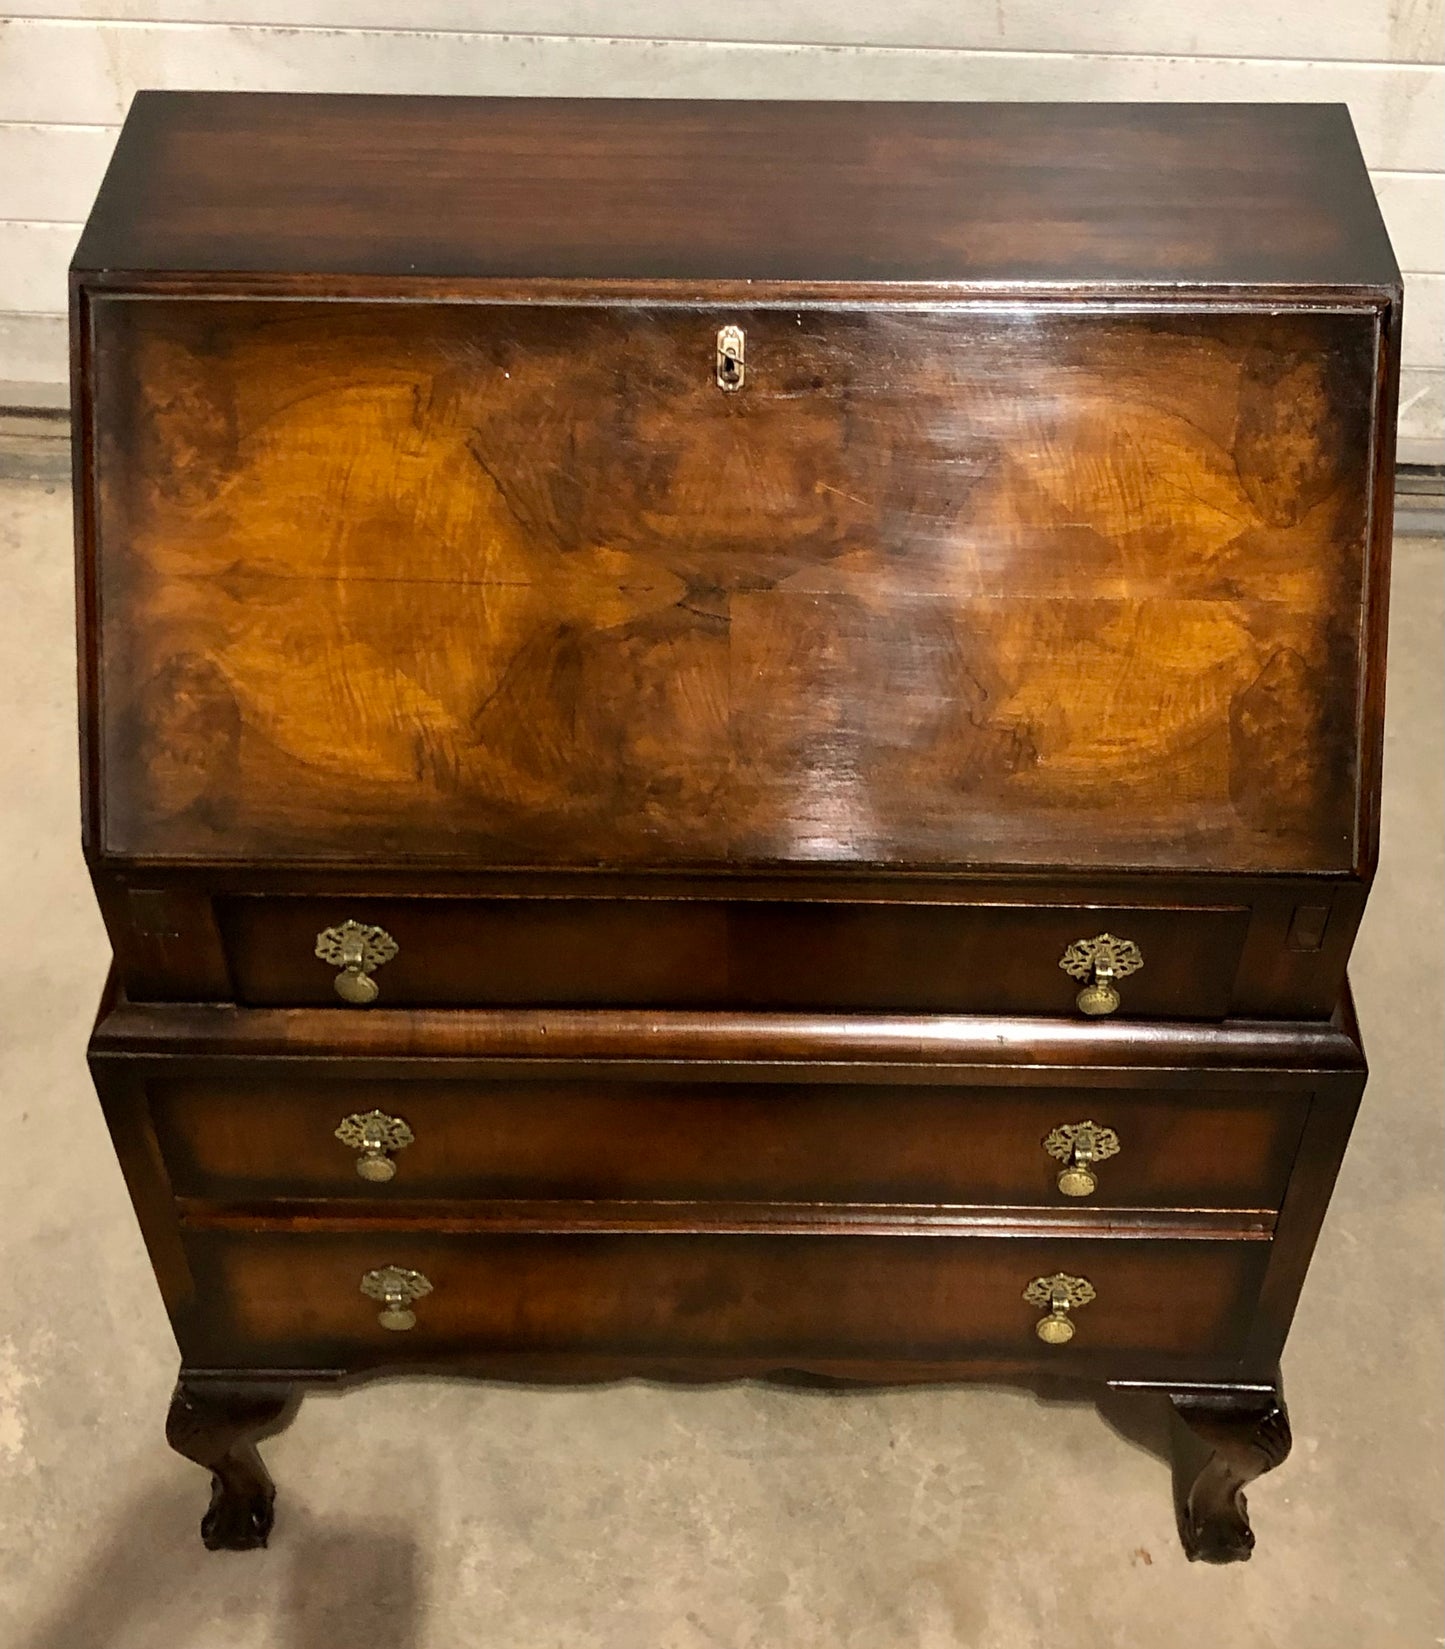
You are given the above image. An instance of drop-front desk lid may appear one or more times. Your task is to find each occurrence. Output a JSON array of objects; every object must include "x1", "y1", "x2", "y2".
[{"x1": 73, "y1": 96, "x2": 1398, "y2": 878}]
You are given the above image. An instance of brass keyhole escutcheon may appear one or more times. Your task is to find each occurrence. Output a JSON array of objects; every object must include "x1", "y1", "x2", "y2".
[
  {"x1": 1043, "y1": 1120, "x2": 1121, "y2": 1199},
  {"x1": 315, "y1": 920, "x2": 399, "y2": 1005},
  {"x1": 360, "y1": 1265, "x2": 432, "y2": 1331},
  {"x1": 1059, "y1": 933, "x2": 1143, "y2": 1017},
  {"x1": 335, "y1": 1110, "x2": 414, "y2": 1182},
  {"x1": 716, "y1": 324, "x2": 745, "y2": 391},
  {"x1": 1024, "y1": 1273, "x2": 1096, "y2": 1344}
]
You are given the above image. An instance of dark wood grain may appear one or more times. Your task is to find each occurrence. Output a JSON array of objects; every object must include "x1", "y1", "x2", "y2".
[
  {"x1": 88, "y1": 865, "x2": 1368, "y2": 1019},
  {"x1": 148, "y1": 1072, "x2": 1306, "y2": 1211},
  {"x1": 73, "y1": 97, "x2": 1397, "y2": 288},
  {"x1": 218, "y1": 895, "x2": 1249, "y2": 1016},
  {"x1": 180, "y1": 1229, "x2": 1267, "y2": 1375},
  {"x1": 1244, "y1": 1072, "x2": 1366, "y2": 1369},
  {"x1": 1169, "y1": 1380, "x2": 1291, "y2": 1563},
  {"x1": 87, "y1": 1058, "x2": 196, "y2": 1317},
  {"x1": 87, "y1": 296, "x2": 1379, "y2": 876},
  {"x1": 87, "y1": 991, "x2": 1369, "y2": 1077},
  {"x1": 165, "y1": 1376, "x2": 300, "y2": 1551},
  {"x1": 176, "y1": 1204, "x2": 1270, "y2": 1240},
  {"x1": 73, "y1": 94, "x2": 1393, "y2": 1560}
]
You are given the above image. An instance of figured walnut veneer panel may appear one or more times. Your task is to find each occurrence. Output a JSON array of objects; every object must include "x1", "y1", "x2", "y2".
[{"x1": 88, "y1": 301, "x2": 1377, "y2": 871}]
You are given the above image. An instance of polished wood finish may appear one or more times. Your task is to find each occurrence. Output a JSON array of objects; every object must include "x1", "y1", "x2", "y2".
[
  {"x1": 219, "y1": 895, "x2": 1249, "y2": 1016},
  {"x1": 148, "y1": 1072, "x2": 1306, "y2": 1211},
  {"x1": 88, "y1": 296, "x2": 1379, "y2": 878},
  {"x1": 1169, "y1": 1381, "x2": 1292, "y2": 1563},
  {"x1": 88, "y1": 989, "x2": 1369, "y2": 1075},
  {"x1": 183, "y1": 1229, "x2": 1266, "y2": 1375},
  {"x1": 87, "y1": 989, "x2": 1361, "y2": 1397},
  {"x1": 75, "y1": 96, "x2": 1394, "y2": 1561},
  {"x1": 164, "y1": 1378, "x2": 299, "y2": 1551},
  {"x1": 91, "y1": 865, "x2": 1367, "y2": 1020},
  {"x1": 74, "y1": 96, "x2": 1396, "y2": 288}
]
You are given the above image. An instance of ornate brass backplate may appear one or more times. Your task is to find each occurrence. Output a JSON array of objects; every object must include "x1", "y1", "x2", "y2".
[
  {"x1": 1043, "y1": 1120, "x2": 1121, "y2": 1197},
  {"x1": 1058, "y1": 933, "x2": 1144, "y2": 1016},
  {"x1": 360, "y1": 1265, "x2": 433, "y2": 1331},
  {"x1": 315, "y1": 920, "x2": 399, "y2": 1004},
  {"x1": 335, "y1": 1110, "x2": 415, "y2": 1182},
  {"x1": 1023, "y1": 1272, "x2": 1097, "y2": 1344}
]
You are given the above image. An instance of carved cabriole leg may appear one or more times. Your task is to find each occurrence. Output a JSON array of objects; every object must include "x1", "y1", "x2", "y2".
[
  {"x1": 165, "y1": 1377, "x2": 300, "y2": 1551},
  {"x1": 1168, "y1": 1382, "x2": 1292, "y2": 1563}
]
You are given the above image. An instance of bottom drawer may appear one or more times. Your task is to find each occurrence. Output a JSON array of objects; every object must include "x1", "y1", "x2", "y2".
[{"x1": 181, "y1": 1230, "x2": 1269, "y2": 1375}]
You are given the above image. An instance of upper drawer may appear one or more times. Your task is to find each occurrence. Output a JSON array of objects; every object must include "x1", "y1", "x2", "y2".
[
  {"x1": 82, "y1": 298, "x2": 1384, "y2": 876},
  {"x1": 218, "y1": 896, "x2": 1248, "y2": 1016}
]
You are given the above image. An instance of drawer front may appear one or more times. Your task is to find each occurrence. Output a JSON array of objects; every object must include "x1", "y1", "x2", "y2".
[
  {"x1": 219, "y1": 896, "x2": 1249, "y2": 1016},
  {"x1": 153, "y1": 1074, "x2": 1306, "y2": 1213},
  {"x1": 181, "y1": 1230, "x2": 1267, "y2": 1371},
  {"x1": 89, "y1": 297, "x2": 1377, "y2": 877}
]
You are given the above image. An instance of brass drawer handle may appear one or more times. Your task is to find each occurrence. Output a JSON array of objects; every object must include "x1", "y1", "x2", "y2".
[
  {"x1": 1043, "y1": 1120, "x2": 1120, "y2": 1198},
  {"x1": 1024, "y1": 1272, "x2": 1096, "y2": 1345},
  {"x1": 335, "y1": 1109, "x2": 414, "y2": 1182},
  {"x1": 1059, "y1": 932, "x2": 1143, "y2": 1016},
  {"x1": 315, "y1": 920, "x2": 398, "y2": 1004},
  {"x1": 360, "y1": 1265, "x2": 432, "y2": 1331},
  {"x1": 716, "y1": 324, "x2": 745, "y2": 391}
]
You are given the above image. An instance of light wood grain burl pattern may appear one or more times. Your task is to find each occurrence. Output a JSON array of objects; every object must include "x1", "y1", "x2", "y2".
[{"x1": 90, "y1": 301, "x2": 1377, "y2": 871}]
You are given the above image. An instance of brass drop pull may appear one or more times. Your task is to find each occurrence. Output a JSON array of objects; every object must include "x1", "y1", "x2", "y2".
[
  {"x1": 360, "y1": 1265, "x2": 432, "y2": 1331},
  {"x1": 315, "y1": 920, "x2": 398, "y2": 1005},
  {"x1": 716, "y1": 324, "x2": 745, "y2": 391},
  {"x1": 335, "y1": 1110, "x2": 414, "y2": 1182},
  {"x1": 1043, "y1": 1120, "x2": 1120, "y2": 1198},
  {"x1": 1059, "y1": 932, "x2": 1143, "y2": 1016},
  {"x1": 1024, "y1": 1272, "x2": 1096, "y2": 1344}
]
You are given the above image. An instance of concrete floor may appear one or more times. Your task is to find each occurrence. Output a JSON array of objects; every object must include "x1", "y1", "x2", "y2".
[{"x1": 0, "y1": 466, "x2": 1440, "y2": 1648}]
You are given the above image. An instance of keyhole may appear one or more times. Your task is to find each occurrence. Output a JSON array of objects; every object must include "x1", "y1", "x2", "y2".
[{"x1": 716, "y1": 325, "x2": 745, "y2": 391}]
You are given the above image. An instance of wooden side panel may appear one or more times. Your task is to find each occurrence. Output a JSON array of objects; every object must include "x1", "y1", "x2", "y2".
[
  {"x1": 88, "y1": 299, "x2": 1378, "y2": 875},
  {"x1": 150, "y1": 1074, "x2": 1307, "y2": 1211}
]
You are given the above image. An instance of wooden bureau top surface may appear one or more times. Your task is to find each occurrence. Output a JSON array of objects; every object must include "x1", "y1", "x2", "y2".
[{"x1": 73, "y1": 93, "x2": 1397, "y2": 289}]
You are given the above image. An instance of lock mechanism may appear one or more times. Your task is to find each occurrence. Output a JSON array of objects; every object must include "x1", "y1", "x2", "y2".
[{"x1": 716, "y1": 324, "x2": 745, "y2": 391}]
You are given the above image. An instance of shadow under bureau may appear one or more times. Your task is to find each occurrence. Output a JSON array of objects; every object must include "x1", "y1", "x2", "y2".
[{"x1": 72, "y1": 93, "x2": 1399, "y2": 1563}]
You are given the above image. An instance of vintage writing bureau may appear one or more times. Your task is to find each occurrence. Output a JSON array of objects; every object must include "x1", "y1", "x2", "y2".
[{"x1": 74, "y1": 95, "x2": 1398, "y2": 1562}]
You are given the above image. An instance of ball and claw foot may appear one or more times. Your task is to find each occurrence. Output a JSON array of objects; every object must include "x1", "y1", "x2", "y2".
[
  {"x1": 1168, "y1": 1382, "x2": 1292, "y2": 1564},
  {"x1": 200, "y1": 1473, "x2": 277, "y2": 1552},
  {"x1": 166, "y1": 1377, "x2": 299, "y2": 1552}
]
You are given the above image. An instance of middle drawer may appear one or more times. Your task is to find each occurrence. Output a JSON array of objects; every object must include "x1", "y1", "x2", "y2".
[{"x1": 150, "y1": 1074, "x2": 1307, "y2": 1212}]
